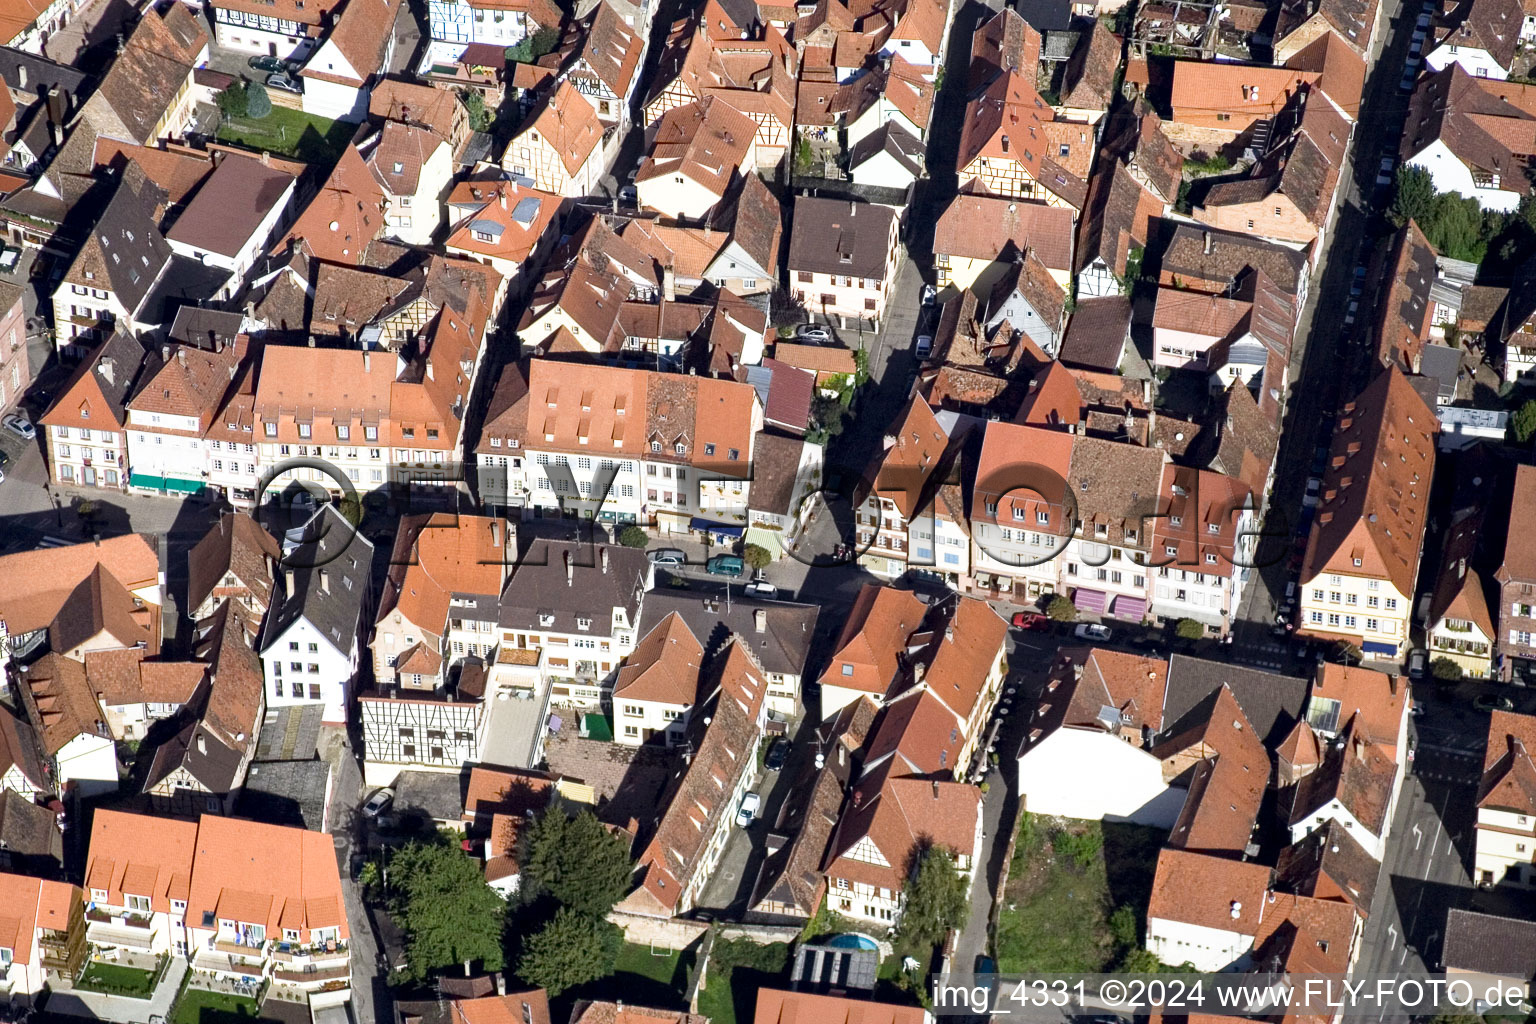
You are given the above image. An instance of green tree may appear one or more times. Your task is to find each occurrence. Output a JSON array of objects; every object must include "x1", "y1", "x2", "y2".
[
  {"x1": 521, "y1": 809, "x2": 633, "y2": 917},
  {"x1": 1512, "y1": 399, "x2": 1536, "y2": 443},
  {"x1": 244, "y1": 82, "x2": 271, "y2": 119},
  {"x1": 1046, "y1": 595, "x2": 1076, "y2": 622},
  {"x1": 504, "y1": 26, "x2": 559, "y2": 64},
  {"x1": 1108, "y1": 905, "x2": 1139, "y2": 951},
  {"x1": 1174, "y1": 618, "x2": 1204, "y2": 641},
  {"x1": 1115, "y1": 946, "x2": 1169, "y2": 973},
  {"x1": 743, "y1": 543, "x2": 773, "y2": 572},
  {"x1": 515, "y1": 908, "x2": 622, "y2": 996},
  {"x1": 1431, "y1": 657, "x2": 1464, "y2": 682},
  {"x1": 388, "y1": 834, "x2": 506, "y2": 980},
  {"x1": 217, "y1": 82, "x2": 248, "y2": 118},
  {"x1": 1389, "y1": 166, "x2": 1435, "y2": 228},
  {"x1": 896, "y1": 846, "x2": 969, "y2": 953},
  {"x1": 460, "y1": 89, "x2": 492, "y2": 132},
  {"x1": 617, "y1": 525, "x2": 649, "y2": 548},
  {"x1": 336, "y1": 495, "x2": 363, "y2": 527}
]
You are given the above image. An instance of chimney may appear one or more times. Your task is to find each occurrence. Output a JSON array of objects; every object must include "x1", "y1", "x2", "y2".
[
  {"x1": 564, "y1": 549, "x2": 573, "y2": 586},
  {"x1": 601, "y1": 547, "x2": 609, "y2": 574},
  {"x1": 320, "y1": 569, "x2": 330, "y2": 593},
  {"x1": 285, "y1": 569, "x2": 295, "y2": 593},
  {"x1": 177, "y1": 348, "x2": 186, "y2": 368},
  {"x1": 490, "y1": 520, "x2": 500, "y2": 547},
  {"x1": 426, "y1": 359, "x2": 435, "y2": 381},
  {"x1": 754, "y1": 608, "x2": 767, "y2": 633},
  {"x1": 99, "y1": 357, "x2": 115, "y2": 386},
  {"x1": 931, "y1": 779, "x2": 940, "y2": 798},
  {"x1": 161, "y1": 344, "x2": 170, "y2": 361},
  {"x1": 1203, "y1": 231, "x2": 1213, "y2": 255},
  {"x1": 663, "y1": 266, "x2": 676, "y2": 302},
  {"x1": 495, "y1": 974, "x2": 506, "y2": 997},
  {"x1": 197, "y1": 732, "x2": 207, "y2": 756},
  {"x1": 307, "y1": 335, "x2": 316, "y2": 348},
  {"x1": 363, "y1": 350, "x2": 371, "y2": 372},
  {"x1": 261, "y1": 150, "x2": 271, "y2": 167},
  {"x1": 16, "y1": 65, "x2": 25, "y2": 90}
]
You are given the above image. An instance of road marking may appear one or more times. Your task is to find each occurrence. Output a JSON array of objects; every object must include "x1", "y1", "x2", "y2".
[
  {"x1": 1412, "y1": 822, "x2": 1422, "y2": 850},
  {"x1": 1387, "y1": 924, "x2": 1397, "y2": 949}
]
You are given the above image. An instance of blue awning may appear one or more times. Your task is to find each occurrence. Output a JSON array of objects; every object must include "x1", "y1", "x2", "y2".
[
  {"x1": 1362, "y1": 640, "x2": 1399, "y2": 656},
  {"x1": 690, "y1": 517, "x2": 744, "y2": 537}
]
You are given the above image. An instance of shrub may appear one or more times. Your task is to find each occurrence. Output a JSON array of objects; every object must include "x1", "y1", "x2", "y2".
[
  {"x1": 1051, "y1": 827, "x2": 1102, "y2": 870},
  {"x1": 1431, "y1": 657, "x2": 1464, "y2": 682},
  {"x1": 217, "y1": 82, "x2": 247, "y2": 118},
  {"x1": 1174, "y1": 618, "x2": 1204, "y2": 641},
  {"x1": 743, "y1": 543, "x2": 772, "y2": 571},
  {"x1": 617, "y1": 525, "x2": 648, "y2": 548}
]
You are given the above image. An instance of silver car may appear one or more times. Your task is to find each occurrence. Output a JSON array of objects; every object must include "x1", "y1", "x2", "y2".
[{"x1": 2, "y1": 413, "x2": 34, "y2": 440}]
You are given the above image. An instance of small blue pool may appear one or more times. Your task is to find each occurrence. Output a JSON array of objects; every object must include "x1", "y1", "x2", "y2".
[{"x1": 826, "y1": 932, "x2": 879, "y2": 950}]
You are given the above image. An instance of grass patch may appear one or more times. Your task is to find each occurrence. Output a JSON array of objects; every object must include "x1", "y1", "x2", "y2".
[
  {"x1": 559, "y1": 941, "x2": 696, "y2": 1013},
  {"x1": 696, "y1": 938, "x2": 790, "y2": 1024},
  {"x1": 993, "y1": 816, "x2": 1163, "y2": 973},
  {"x1": 169, "y1": 987, "x2": 264, "y2": 1024},
  {"x1": 216, "y1": 107, "x2": 351, "y2": 164},
  {"x1": 75, "y1": 960, "x2": 157, "y2": 997}
]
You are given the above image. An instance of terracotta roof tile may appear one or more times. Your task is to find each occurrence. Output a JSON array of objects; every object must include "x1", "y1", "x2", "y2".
[
  {"x1": 933, "y1": 193, "x2": 1074, "y2": 271},
  {"x1": 613, "y1": 613, "x2": 705, "y2": 705}
]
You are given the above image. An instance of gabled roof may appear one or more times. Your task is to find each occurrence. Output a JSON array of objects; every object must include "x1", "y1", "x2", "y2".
[
  {"x1": 1402, "y1": 65, "x2": 1536, "y2": 198},
  {"x1": 1372, "y1": 219, "x2": 1437, "y2": 373},
  {"x1": 1161, "y1": 685, "x2": 1269, "y2": 855},
  {"x1": 63, "y1": 163, "x2": 172, "y2": 315},
  {"x1": 787, "y1": 196, "x2": 896, "y2": 278},
  {"x1": 822, "y1": 767, "x2": 980, "y2": 891},
  {"x1": 445, "y1": 175, "x2": 562, "y2": 266},
  {"x1": 0, "y1": 706, "x2": 45, "y2": 793},
  {"x1": 280, "y1": 144, "x2": 388, "y2": 265},
  {"x1": 1147, "y1": 846, "x2": 1272, "y2": 932},
  {"x1": 363, "y1": 119, "x2": 446, "y2": 198},
  {"x1": 1275, "y1": 818, "x2": 1379, "y2": 917},
  {"x1": 186, "y1": 814, "x2": 350, "y2": 940},
  {"x1": 933, "y1": 192, "x2": 1074, "y2": 271},
  {"x1": 1434, "y1": 0, "x2": 1521, "y2": 72},
  {"x1": 957, "y1": 70, "x2": 1087, "y2": 208},
  {"x1": 1444, "y1": 909, "x2": 1536, "y2": 979},
  {"x1": 167, "y1": 154, "x2": 294, "y2": 259},
  {"x1": 613, "y1": 613, "x2": 705, "y2": 706},
  {"x1": 1498, "y1": 463, "x2": 1536, "y2": 583},
  {"x1": 622, "y1": 641, "x2": 769, "y2": 915},
  {"x1": 864, "y1": 396, "x2": 950, "y2": 518},
  {"x1": 1290, "y1": 719, "x2": 1398, "y2": 834},
  {"x1": 1301, "y1": 367, "x2": 1436, "y2": 596},
  {"x1": 377, "y1": 514, "x2": 511, "y2": 638},
  {"x1": 1276, "y1": 0, "x2": 1377, "y2": 56},
  {"x1": 753, "y1": 990, "x2": 931, "y2": 1024},
  {"x1": 969, "y1": 8, "x2": 1042, "y2": 91},
  {"x1": 570, "y1": 0, "x2": 644, "y2": 100},
  {"x1": 818, "y1": 584, "x2": 927, "y2": 696},
  {"x1": 1059, "y1": 21, "x2": 1118, "y2": 111},
  {"x1": 302, "y1": 0, "x2": 403, "y2": 85},
  {"x1": 1478, "y1": 710, "x2": 1536, "y2": 813},
  {"x1": 1160, "y1": 654, "x2": 1309, "y2": 749},
  {"x1": 40, "y1": 331, "x2": 152, "y2": 434},
  {"x1": 518, "y1": 80, "x2": 604, "y2": 177},
  {"x1": 636, "y1": 95, "x2": 757, "y2": 198},
  {"x1": 1076, "y1": 158, "x2": 1161, "y2": 282},
  {"x1": 260, "y1": 506, "x2": 373, "y2": 659},
  {"x1": 85, "y1": 809, "x2": 197, "y2": 912}
]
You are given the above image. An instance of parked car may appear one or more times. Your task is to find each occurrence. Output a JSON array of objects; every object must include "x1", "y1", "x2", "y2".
[
  {"x1": 267, "y1": 72, "x2": 302, "y2": 93},
  {"x1": 618, "y1": 185, "x2": 637, "y2": 205},
  {"x1": 1074, "y1": 623, "x2": 1112, "y2": 642},
  {"x1": 1011, "y1": 611, "x2": 1051, "y2": 630},
  {"x1": 1302, "y1": 476, "x2": 1321, "y2": 508},
  {"x1": 248, "y1": 55, "x2": 287, "y2": 74},
  {"x1": 914, "y1": 334, "x2": 933, "y2": 359},
  {"x1": 745, "y1": 581, "x2": 778, "y2": 598},
  {"x1": 1376, "y1": 157, "x2": 1395, "y2": 187},
  {"x1": 735, "y1": 791, "x2": 761, "y2": 827},
  {"x1": 764, "y1": 737, "x2": 790, "y2": 772},
  {"x1": 1475, "y1": 694, "x2": 1515, "y2": 713},
  {"x1": 796, "y1": 325, "x2": 832, "y2": 344},
  {"x1": 361, "y1": 787, "x2": 395, "y2": 819},
  {"x1": 648, "y1": 547, "x2": 687, "y2": 567},
  {"x1": 706, "y1": 554, "x2": 744, "y2": 576},
  {"x1": 2, "y1": 413, "x2": 34, "y2": 440},
  {"x1": 1408, "y1": 649, "x2": 1426, "y2": 679}
]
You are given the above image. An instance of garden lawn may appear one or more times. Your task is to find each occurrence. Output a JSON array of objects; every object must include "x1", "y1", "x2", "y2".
[
  {"x1": 560, "y1": 941, "x2": 696, "y2": 1012},
  {"x1": 170, "y1": 988, "x2": 264, "y2": 1024},
  {"x1": 695, "y1": 939, "x2": 790, "y2": 1024},
  {"x1": 992, "y1": 816, "x2": 1163, "y2": 973},
  {"x1": 216, "y1": 108, "x2": 351, "y2": 164},
  {"x1": 75, "y1": 961, "x2": 157, "y2": 997}
]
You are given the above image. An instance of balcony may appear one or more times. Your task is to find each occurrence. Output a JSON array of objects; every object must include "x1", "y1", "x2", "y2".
[
  {"x1": 86, "y1": 909, "x2": 152, "y2": 928},
  {"x1": 86, "y1": 920, "x2": 156, "y2": 950},
  {"x1": 192, "y1": 947, "x2": 265, "y2": 977},
  {"x1": 273, "y1": 964, "x2": 350, "y2": 985},
  {"x1": 270, "y1": 940, "x2": 348, "y2": 963},
  {"x1": 212, "y1": 938, "x2": 267, "y2": 958}
]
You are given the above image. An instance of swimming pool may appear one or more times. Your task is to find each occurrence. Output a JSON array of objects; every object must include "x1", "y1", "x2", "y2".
[{"x1": 826, "y1": 932, "x2": 879, "y2": 951}]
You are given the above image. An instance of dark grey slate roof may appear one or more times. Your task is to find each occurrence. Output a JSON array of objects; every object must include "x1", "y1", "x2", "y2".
[
  {"x1": 1444, "y1": 908, "x2": 1536, "y2": 979},
  {"x1": 848, "y1": 121, "x2": 925, "y2": 180},
  {"x1": 393, "y1": 769, "x2": 467, "y2": 824},
  {"x1": 261, "y1": 504, "x2": 374, "y2": 657},
  {"x1": 254, "y1": 704, "x2": 324, "y2": 761},
  {"x1": 144, "y1": 718, "x2": 245, "y2": 795},
  {"x1": 1418, "y1": 343, "x2": 1462, "y2": 402},
  {"x1": 1158, "y1": 653, "x2": 1309, "y2": 748},
  {"x1": 0, "y1": 47, "x2": 89, "y2": 102},
  {"x1": 788, "y1": 197, "x2": 897, "y2": 280},
  {"x1": 241, "y1": 758, "x2": 333, "y2": 831},
  {"x1": 499, "y1": 539, "x2": 649, "y2": 634},
  {"x1": 94, "y1": 171, "x2": 174, "y2": 318},
  {"x1": 1059, "y1": 295, "x2": 1131, "y2": 371},
  {"x1": 0, "y1": 788, "x2": 62, "y2": 865},
  {"x1": 639, "y1": 584, "x2": 818, "y2": 680},
  {"x1": 170, "y1": 306, "x2": 246, "y2": 351},
  {"x1": 138, "y1": 254, "x2": 233, "y2": 329}
]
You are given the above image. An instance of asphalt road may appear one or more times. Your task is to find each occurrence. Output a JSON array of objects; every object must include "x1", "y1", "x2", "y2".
[{"x1": 1230, "y1": 0, "x2": 1434, "y2": 662}]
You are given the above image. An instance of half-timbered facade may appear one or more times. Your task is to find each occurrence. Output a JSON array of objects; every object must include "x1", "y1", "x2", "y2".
[{"x1": 359, "y1": 690, "x2": 485, "y2": 787}]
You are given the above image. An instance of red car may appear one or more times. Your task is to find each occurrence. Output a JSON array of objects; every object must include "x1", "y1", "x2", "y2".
[{"x1": 1012, "y1": 612, "x2": 1051, "y2": 630}]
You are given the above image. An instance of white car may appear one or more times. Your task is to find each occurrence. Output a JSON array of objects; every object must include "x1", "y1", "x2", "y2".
[
  {"x1": 921, "y1": 284, "x2": 937, "y2": 307},
  {"x1": 1376, "y1": 157, "x2": 1394, "y2": 186},
  {"x1": 736, "y1": 791, "x2": 761, "y2": 828},
  {"x1": 915, "y1": 335, "x2": 933, "y2": 359},
  {"x1": 1302, "y1": 476, "x2": 1322, "y2": 508},
  {"x1": 361, "y1": 788, "x2": 395, "y2": 819},
  {"x1": 1074, "y1": 623, "x2": 1112, "y2": 642}
]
